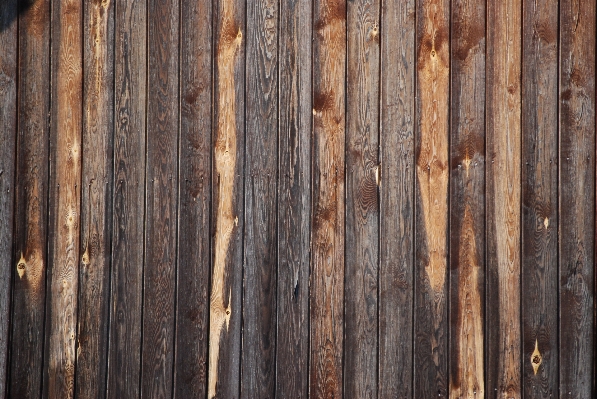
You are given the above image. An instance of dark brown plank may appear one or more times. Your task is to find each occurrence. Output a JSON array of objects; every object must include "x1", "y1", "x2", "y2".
[
  {"x1": 241, "y1": 0, "x2": 278, "y2": 397},
  {"x1": 559, "y1": 0, "x2": 596, "y2": 397},
  {"x1": 173, "y1": 0, "x2": 212, "y2": 397},
  {"x1": 486, "y1": 0, "x2": 522, "y2": 396},
  {"x1": 106, "y1": 0, "x2": 146, "y2": 395},
  {"x1": 310, "y1": 0, "x2": 345, "y2": 397},
  {"x1": 44, "y1": 0, "x2": 84, "y2": 396},
  {"x1": 9, "y1": 0, "x2": 51, "y2": 397},
  {"x1": 275, "y1": 0, "x2": 312, "y2": 397},
  {"x1": 141, "y1": 0, "x2": 179, "y2": 394},
  {"x1": 448, "y1": 0, "x2": 485, "y2": 397},
  {"x1": 208, "y1": 0, "x2": 245, "y2": 397},
  {"x1": 414, "y1": 0, "x2": 450, "y2": 396},
  {"x1": 521, "y1": 0, "x2": 558, "y2": 396},
  {"x1": 345, "y1": 0, "x2": 379, "y2": 397},
  {"x1": 378, "y1": 1, "x2": 415, "y2": 397},
  {"x1": 75, "y1": 0, "x2": 114, "y2": 397}
]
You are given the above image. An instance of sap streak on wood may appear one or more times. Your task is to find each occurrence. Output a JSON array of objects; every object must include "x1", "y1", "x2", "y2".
[
  {"x1": 310, "y1": 1, "x2": 346, "y2": 398},
  {"x1": 521, "y1": 0, "x2": 558, "y2": 396},
  {"x1": 106, "y1": 0, "x2": 146, "y2": 395},
  {"x1": 76, "y1": 0, "x2": 114, "y2": 397},
  {"x1": 486, "y1": 0, "x2": 522, "y2": 396},
  {"x1": 345, "y1": 0, "x2": 379, "y2": 397},
  {"x1": 141, "y1": 0, "x2": 179, "y2": 394},
  {"x1": 378, "y1": 0, "x2": 415, "y2": 397},
  {"x1": 45, "y1": 0, "x2": 84, "y2": 396},
  {"x1": 414, "y1": 0, "x2": 449, "y2": 396},
  {"x1": 275, "y1": 0, "x2": 311, "y2": 396},
  {"x1": 241, "y1": 0, "x2": 278, "y2": 397},
  {"x1": 173, "y1": 0, "x2": 211, "y2": 397},
  {"x1": 209, "y1": 0, "x2": 245, "y2": 397},
  {"x1": 449, "y1": 0, "x2": 485, "y2": 397},
  {"x1": 559, "y1": 0, "x2": 596, "y2": 397}
]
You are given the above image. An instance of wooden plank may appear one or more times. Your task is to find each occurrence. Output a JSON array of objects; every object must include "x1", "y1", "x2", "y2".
[
  {"x1": 413, "y1": 0, "x2": 450, "y2": 396},
  {"x1": 44, "y1": 0, "x2": 84, "y2": 395},
  {"x1": 448, "y1": 0, "x2": 485, "y2": 397},
  {"x1": 75, "y1": 0, "x2": 114, "y2": 397},
  {"x1": 141, "y1": 0, "x2": 179, "y2": 394},
  {"x1": 9, "y1": 0, "x2": 51, "y2": 396},
  {"x1": 208, "y1": 0, "x2": 245, "y2": 397},
  {"x1": 310, "y1": 0, "x2": 345, "y2": 397},
  {"x1": 559, "y1": 0, "x2": 596, "y2": 397},
  {"x1": 345, "y1": 0, "x2": 379, "y2": 397},
  {"x1": 173, "y1": 0, "x2": 211, "y2": 397},
  {"x1": 0, "y1": 0, "x2": 18, "y2": 395},
  {"x1": 485, "y1": 0, "x2": 522, "y2": 396},
  {"x1": 275, "y1": 0, "x2": 312, "y2": 396},
  {"x1": 106, "y1": 0, "x2": 146, "y2": 395},
  {"x1": 241, "y1": 0, "x2": 278, "y2": 397},
  {"x1": 521, "y1": 0, "x2": 558, "y2": 396},
  {"x1": 378, "y1": 0, "x2": 415, "y2": 397}
]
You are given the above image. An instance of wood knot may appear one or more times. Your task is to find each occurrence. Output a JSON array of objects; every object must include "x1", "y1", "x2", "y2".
[
  {"x1": 531, "y1": 339, "x2": 542, "y2": 375},
  {"x1": 16, "y1": 252, "x2": 26, "y2": 279}
]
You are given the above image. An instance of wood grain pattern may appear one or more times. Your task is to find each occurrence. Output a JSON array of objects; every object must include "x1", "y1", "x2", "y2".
[
  {"x1": 44, "y1": 0, "x2": 84, "y2": 396},
  {"x1": 345, "y1": 0, "x2": 379, "y2": 397},
  {"x1": 449, "y1": 0, "x2": 485, "y2": 397},
  {"x1": 521, "y1": 0, "x2": 559, "y2": 396},
  {"x1": 173, "y1": 0, "x2": 211, "y2": 397},
  {"x1": 106, "y1": 0, "x2": 146, "y2": 395},
  {"x1": 559, "y1": 0, "x2": 596, "y2": 397},
  {"x1": 275, "y1": 0, "x2": 311, "y2": 396},
  {"x1": 486, "y1": 0, "x2": 522, "y2": 396},
  {"x1": 378, "y1": 0, "x2": 415, "y2": 397},
  {"x1": 414, "y1": 0, "x2": 450, "y2": 396}
]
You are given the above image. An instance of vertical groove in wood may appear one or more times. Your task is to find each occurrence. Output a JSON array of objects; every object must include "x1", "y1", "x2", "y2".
[
  {"x1": 345, "y1": 0, "x2": 380, "y2": 396},
  {"x1": 310, "y1": 0, "x2": 346, "y2": 397},
  {"x1": 486, "y1": 0, "x2": 522, "y2": 396},
  {"x1": 378, "y1": 0, "x2": 416, "y2": 397},
  {"x1": 275, "y1": 0, "x2": 312, "y2": 396},
  {"x1": 521, "y1": 0, "x2": 559, "y2": 396},
  {"x1": 414, "y1": 0, "x2": 450, "y2": 396},
  {"x1": 448, "y1": 0, "x2": 485, "y2": 397},
  {"x1": 559, "y1": 0, "x2": 596, "y2": 397}
]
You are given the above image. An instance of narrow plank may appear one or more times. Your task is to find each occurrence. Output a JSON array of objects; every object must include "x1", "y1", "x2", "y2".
[
  {"x1": 208, "y1": 0, "x2": 245, "y2": 397},
  {"x1": 0, "y1": 0, "x2": 18, "y2": 395},
  {"x1": 9, "y1": 0, "x2": 51, "y2": 396},
  {"x1": 241, "y1": 0, "x2": 278, "y2": 397},
  {"x1": 141, "y1": 0, "x2": 179, "y2": 394},
  {"x1": 44, "y1": 0, "x2": 84, "y2": 395},
  {"x1": 106, "y1": 0, "x2": 147, "y2": 395},
  {"x1": 345, "y1": 0, "x2": 380, "y2": 397},
  {"x1": 448, "y1": 0, "x2": 485, "y2": 397},
  {"x1": 310, "y1": 0, "x2": 346, "y2": 397},
  {"x1": 521, "y1": 0, "x2": 558, "y2": 396},
  {"x1": 275, "y1": 0, "x2": 312, "y2": 396},
  {"x1": 485, "y1": 0, "x2": 522, "y2": 396},
  {"x1": 413, "y1": 0, "x2": 450, "y2": 396},
  {"x1": 559, "y1": 0, "x2": 596, "y2": 397},
  {"x1": 75, "y1": 0, "x2": 115, "y2": 396},
  {"x1": 378, "y1": 0, "x2": 415, "y2": 397},
  {"x1": 173, "y1": 0, "x2": 212, "y2": 396}
]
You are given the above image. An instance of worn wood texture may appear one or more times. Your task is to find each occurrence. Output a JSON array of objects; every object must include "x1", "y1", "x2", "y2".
[
  {"x1": 414, "y1": 0, "x2": 450, "y2": 396},
  {"x1": 521, "y1": 0, "x2": 559, "y2": 396},
  {"x1": 448, "y1": 0, "x2": 485, "y2": 397},
  {"x1": 559, "y1": 0, "x2": 596, "y2": 397},
  {"x1": 486, "y1": 0, "x2": 522, "y2": 396},
  {"x1": 378, "y1": 0, "x2": 415, "y2": 397},
  {"x1": 345, "y1": 0, "x2": 379, "y2": 397},
  {"x1": 275, "y1": 0, "x2": 311, "y2": 397},
  {"x1": 173, "y1": 0, "x2": 211, "y2": 397}
]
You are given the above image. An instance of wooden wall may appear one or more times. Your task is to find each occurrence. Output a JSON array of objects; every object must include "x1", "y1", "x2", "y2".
[{"x1": 0, "y1": 0, "x2": 596, "y2": 398}]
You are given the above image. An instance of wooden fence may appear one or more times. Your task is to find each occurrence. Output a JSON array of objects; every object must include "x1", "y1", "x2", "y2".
[{"x1": 0, "y1": 0, "x2": 595, "y2": 397}]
